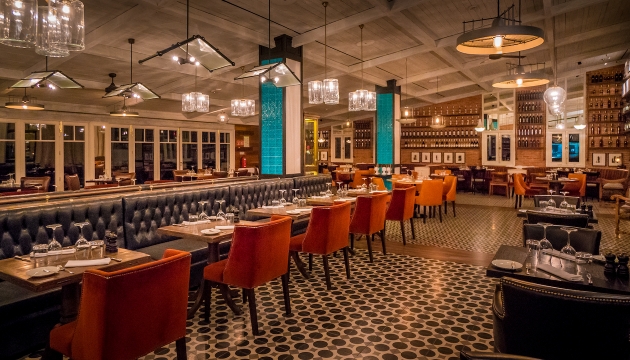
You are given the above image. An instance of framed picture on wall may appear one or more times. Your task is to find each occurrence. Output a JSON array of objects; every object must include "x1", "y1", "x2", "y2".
[
  {"x1": 411, "y1": 152, "x2": 420, "y2": 163},
  {"x1": 592, "y1": 153, "x2": 606, "y2": 166},
  {"x1": 455, "y1": 152, "x2": 465, "y2": 164},
  {"x1": 609, "y1": 153, "x2": 623, "y2": 167},
  {"x1": 443, "y1": 153, "x2": 453, "y2": 164},
  {"x1": 421, "y1": 152, "x2": 431, "y2": 163},
  {"x1": 432, "y1": 152, "x2": 442, "y2": 163},
  {"x1": 320, "y1": 151, "x2": 328, "y2": 161}
]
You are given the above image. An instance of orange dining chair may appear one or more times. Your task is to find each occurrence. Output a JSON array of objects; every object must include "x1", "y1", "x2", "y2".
[
  {"x1": 349, "y1": 193, "x2": 388, "y2": 263},
  {"x1": 416, "y1": 179, "x2": 443, "y2": 223},
  {"x1": 49, "y1": 249, "x2": 191, "y2": 360},
  {"x1": 442, "y1": 175, "x2": 457, "y2": 216},
  {"x1": 349, "y1": 171, "x2": 366, "y2": 188},
  {"x1": 371, "y1": 177, "x2": 387, "y2": 191},
  {"x1": 203, "y1": 216, "x2": 292, "y2": 335},
  {"x1": 289, "y1": 202, "x2": 351, "y2": 290},
  {"x1": 514, "y1": 173, "x2": 540, "y2": 208},
  {"x1": 393, "y1": 181, "x2": 414, "y2": 189},
  {"x1": 385, "y1": 187, "x2": 416, "y2": 245},
  {"x1": 433, "y1": 169, "x2": 452, "y2": 175},
  {"x1": 562, "y1": 173, "x2": 586, "y2": 200}
]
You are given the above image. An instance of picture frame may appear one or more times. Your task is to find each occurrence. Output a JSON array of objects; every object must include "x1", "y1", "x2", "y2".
[
  {"x1": 421, "y1": 152, "x2": 431, "y2": 163},
  {"x1": 320, "y1": 151, "x2": 328, "y2": 161},
  {"x1": 411, "y1": 152, "x2": 420, "y2": 163},
  {"x1": 592, "y1": 153, "x2": 606, "y2": 167},
  {"x1": 443, "y1": 152, "x2": 453, "y2": 164},
  {"x1": 609, "y1": 153, "x2": 623, "y2": 167},
  {"x1": 455, "y1": 152, "x2": 465, "y2": 164},
  {"x1": 432, "y1": 152, "x2": 442, "y2": 164}
]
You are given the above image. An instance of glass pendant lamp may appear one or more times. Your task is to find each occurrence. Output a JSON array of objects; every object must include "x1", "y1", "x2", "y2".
[
  {"x1": 36, "y1": 4, "x2": 68, "y2": 57},
  {"x1": 231, "y1": 66, "x2": 256, "y2": 117},
  {"x1": 396, "y1": 58, "x2": 417, "y2": 124},
  {"x1": 349, "y1": 25, "x2": 375, "y2": 112},
  {"x1": 0, "y1": 0, "x2": 38, "y2": 48},
  {"x1": 182, "y1": 63, "x2": 209, "y2": 113},
  {"x1": 308, "y1": 81, "x2": 323, "y2": 104},
  {"x1": 308, "y1": 2, "x2": 338, "y2": 105}
]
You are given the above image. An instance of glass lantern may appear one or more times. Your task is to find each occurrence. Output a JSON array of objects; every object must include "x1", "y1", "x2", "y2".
[
  {"x1": 36, "y1": 4, "x2": 69, "y2": 57},
  {"x1": 366, "y1": 91, "x2": 376, "y2": 111},
  {"x1": 195, "y1": 93, "x2": 209, "y2": 113},
  {"x1": 543, "y1": 86, "x2": 566, "y2": 107},
  {"x1": 231, "y1": 99, "x2": 255, "y2": 116},
  {"x1": 308, "y1": 80, "x2": 323, "y2": 104},
  {"x1": 0, "y1": 0, "x2": 38, "y2": 48},
  {"x1": 64, "y1": 0, "x2": 85, "y2": 51},
  {"x1": 182, "y1": 92, "x2": 196, "y2": 112},
  {"x1": 323, "y1": 78, "x2": 339, "y2": 105}
]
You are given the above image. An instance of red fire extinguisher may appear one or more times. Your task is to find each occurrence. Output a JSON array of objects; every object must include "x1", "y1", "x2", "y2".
[{"x1": 240, "y1": 156, "x2": 247, "y2": 168}]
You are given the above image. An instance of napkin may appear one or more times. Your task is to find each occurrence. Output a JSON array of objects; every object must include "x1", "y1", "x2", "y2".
[
  {"x1": 371, "y1": 190, "x2": 388, "y2": 193},
  {"x1": 65, "y1": 258, "x2": 111, "y2": 268},
  {"x1": 334, "y1": 198, "x2": 355, "y2": 202},
  {"x1": 262, "y1": 205, "x2": 282, "y2": 209},
  {"x1": 215, "y1": 225, "x2": 235, "y2": 230},
  {"x1": 537, "y1": 263, "x2": 583, "y2": 282},
  {"x1": 182, "y1": 220, "x2": 211, "y2": 226},
  {"x1": 310, "y1": 196, "x2": 327, "y2": 199},
  {"x1": 542, "y1": 249, "x2": 576, "y2": 261},
  {"x1": 32, "y1": 248, "x2": 76, "y2": 257}
]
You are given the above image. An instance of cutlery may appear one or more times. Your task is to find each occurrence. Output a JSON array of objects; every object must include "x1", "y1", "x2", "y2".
[
  {"x1": 42, "y1": 269, "x2": 50, "y2": 273},
  {"x1": 109, "y1": 257, "x2": 122, "y2": 262},
  {"x1": 57, "y1": 265, "x2": 74, "y2": 274},
  {"x1": 14, "y1": 256, "x2": 31, "y2": 262},
  {"x1": 586, "y1": 273, "x2": 593, "y2": 285}
]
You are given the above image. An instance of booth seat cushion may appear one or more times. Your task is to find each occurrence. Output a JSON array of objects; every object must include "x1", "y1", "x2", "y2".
[
  {"x1": 603, "y1": 182, "x2": 625, "y2": 190},
  {"x1": 293, "y1": 174, "x2": 332, "y2": 198}
]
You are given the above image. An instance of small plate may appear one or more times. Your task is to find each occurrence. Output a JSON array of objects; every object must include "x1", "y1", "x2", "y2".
[
  {"x1": 299, "y1": 208, "x2": 312, "y2": 213},
  {"x1": 25, "y1": 266, "x2": 59, "y2": 278},
  {"x1": 492, "y1": 259, "x2": 522, "y2": 271},
  {"x1": 201, "y1": 229, "x2": 221, "y2": 235},
  {"x1": 285, "y1": 210, "x2": 301, "y2": 215}
]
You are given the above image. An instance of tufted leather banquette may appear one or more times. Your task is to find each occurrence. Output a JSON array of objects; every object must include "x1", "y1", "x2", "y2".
[{"x1": 293, "y1": 174, "x2": 332, "y2": 198}]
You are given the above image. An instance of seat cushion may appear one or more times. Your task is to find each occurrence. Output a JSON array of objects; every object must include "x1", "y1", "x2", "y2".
[
  {"x1": 136, "y1": 238, "x2": 210, "y2": 265},
  {"x1": 603, "y1": 183, "x2": 624, "y2": 190},
  {"x1": 289, "y1": 234, "x2": 305, "y2": 252},
  {"x1": 49, "y1": 321, "x2": 77, "y2": 356},
  {"x1": 204, "y1": 259, "x2": 227, "y2": 283}
]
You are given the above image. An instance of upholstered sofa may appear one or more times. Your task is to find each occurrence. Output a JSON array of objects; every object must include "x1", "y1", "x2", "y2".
[{"x1": 598, "y1": 168, "x2": 629, "y2": 200}]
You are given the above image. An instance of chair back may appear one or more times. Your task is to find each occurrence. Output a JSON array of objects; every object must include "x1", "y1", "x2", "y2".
[
  {"x1": 472, "y1": 168, "x2": 486, "y2": 180},
  {"x1": 533, "y1": 195, "x2": 580, "y2": 208},
  {"x1": 236, "y1": 169, "x2": 249, "y2": 177},
  {"x1": 433, "y1": 169, "x2": 452, "y2": 175},
  {"x1": 213, "y1": 171, "x2": 228, "y2": 178},
  {"x1": 69, "y1": 249, "x2": 191, "y2": 360},
  {"x1": 349, "y1": 170, "x2": 366, "y2": 188},
  {"x1": 386, "y1": 187, "x2": 415, "y2": 222},
  {"x1": 371, "y1": 177, "x2": 386, "y2": 190},
  {"x1": 349, "y1": 193, "x2": 388, "y2": 235},
  {"x1": 494, "y1": 277, "x2": 630, "y2": 359},
  {"x1": 20, "y1": 176, "x2": 50, "y2": 191},
  {"x1": 113, "y1": 172, "x2": 136, "y2": 185},
  {"x1": 302, "y1": 202, "x2": 351, "y2": 254},
  {"x1": 513, "y1": 173, "x2": 529, "y2": 196},
  {"x1": 525, "y1": 211, "x2": 589, "y2": 228},
  {"x1": 522, "y1": 224, "x2": 601, "y2": 254},
  {"x1": 223, "y1": 216, "x2": 292, "y2": 289},
  {"x1": 393, "y1": 181, "x2": 414, "y2": 189},
  {"x1": 65, "y1": 174, "x2": 80, "y2": 191},
  {"x1": 564, "y1": 173, "x2": 586, "y2": 196},
  {"x1": 336, "y1": 172, "x2": 351, "y2": 182},
  {"x1": 416, "y1": 179, "x2": 442, "y2": 206},
  {"x1": 443, "y1": 175, "x2": 457, "y2": 200}
]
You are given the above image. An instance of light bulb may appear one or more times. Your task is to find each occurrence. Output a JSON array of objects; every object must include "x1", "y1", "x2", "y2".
[
  {"x1": 274, "y1": 77, "x2": 279, "y2": 83},
  {"x1": 493, "y1": 35, "x2": 503, "y2": 49},
  {"x1": 22, "y1": 105, "x2": 27, "y2": 109},
  {"x1": 48, "y1": 84, "x2": 56, "y2": 90},
  {"x1": 172, "y1": 55, "x2": 178, "y2": 61},
  {"x1": 516, "y1": 78, "x2": 523, "y2": 86},
  {"x1": 189, "y1": 56, "x2": 195, "y2": 62},
  {"x1": 404, "y1": 109, "x2": 409, "y2": 117},
  {"x1": 195, "y1": 61, "x2": 200, "y2": 66},
  {"x1": 14, "y1": 1, "x2": 22, "y2": 9},
  {"x1": 62, "y1": 4, "x2": 70, "y2": 13},
  {"x1": 260, "y1": 76, "x2": 266, "y2": 83}
]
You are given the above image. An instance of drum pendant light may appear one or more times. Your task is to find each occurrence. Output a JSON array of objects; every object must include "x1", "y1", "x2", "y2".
[
  {"x1": 395, "y1": 58, "x2": 416, "y2": 125},
  {"x1": 349, "y1": 24, "x2": 376, "y2": 112},
  {"x1": 430, "y1": 78, "x2": 445, "y2": 129},
  {"x1": 492, "y1": 53, "x2": 549, "y2": 88},
  {"x1": 308, "y1": 2, "x2": 338, "y2": 105}
]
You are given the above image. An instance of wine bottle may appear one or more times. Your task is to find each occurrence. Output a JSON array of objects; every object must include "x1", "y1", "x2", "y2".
[
  {"x1": 600, "y1": 138, "x2": 604, "y2": 147},
  {"x1": 617, "y1": 137, "x2": 621, "y2": 147}
]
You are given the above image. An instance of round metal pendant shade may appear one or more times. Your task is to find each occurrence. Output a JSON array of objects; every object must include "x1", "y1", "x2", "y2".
[
  {"x1": 492, "y1": 71, "x2": 549, "y2": 88},
  {"x1": 456, "y1": 23, "x2": 544, "y2": 55}
]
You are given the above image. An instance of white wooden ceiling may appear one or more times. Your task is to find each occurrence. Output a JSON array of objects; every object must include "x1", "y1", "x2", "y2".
[{"x1": 0, "y1": 0, "x2": 628, "y2": 124}]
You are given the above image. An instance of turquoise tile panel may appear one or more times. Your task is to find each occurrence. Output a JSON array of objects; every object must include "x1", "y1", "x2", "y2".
[
  {"x1": 261, "y1": 58, "x2": 284, "y2": 175},
  {"x1": 376, "y1": 93, "x2": 393, "y2": 164}
]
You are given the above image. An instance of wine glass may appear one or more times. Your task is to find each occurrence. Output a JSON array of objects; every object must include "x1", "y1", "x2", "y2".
[
  {"x1": 8, "y1": 173, "x2": 14, "y2": 186},
  {"x1": 116, "y1": 178, "x2": 122, "y2": 187},
  {"x1": 46, "y1": 224, "x2": 63, "y2": 252},
  {"x1": 198, "y1": 200, "x2": 209, "y2": 220},
  {"x1": 74, "y1": 222, "x2": 91, "y2": 259},
  {"x1": 325, "y1": 182, "x2": 332, "y2": 197},
  {"x1": 216, "y1": 200, "x2": 226, "y2": 220},
  {"x1": 547, "y1": 190, "x2": 556, "y2": 208},
  {"x1": 292, "y1": 189, "x2": 300, "y2": 205},
  {"x1": 559, "y1": 191, "x2": 569, "y2": 210},
  {"x1": 560, "y1": 226, "x2": 578, "y2": 256},
  {"x1": 537, "y1": 222, "x2": 554, "y2": 263},
  {"x1": 279, "y1": 189, "x2": 287, "y2": 205}
]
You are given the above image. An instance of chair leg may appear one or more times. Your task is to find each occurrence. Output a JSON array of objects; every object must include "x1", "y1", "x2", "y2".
[
  {"x1": 366, "y1": 233, "x2": 374, "y2": 262},
  {"x1": 350, "y1": 233, "x2": 355, "y2": 250},
  {"x1": 176, "y1": 337, "x2": 187, "y2": 360},
  {"x1": 514, "y1": 194, "x2": 518, "y2": 209},
  {"x1": 438, "y1": 206, "x2": 442, "y2": 222},
  {"x1": 322, "y1": 255, "x2": 332, "y2": 290},
  {"x1": 242, "y1": 288, "x2": 247, "y2": 304},
  {"x1": 44, "y1": 341, "x2": 63, "y2": 360},
  {"x1": 204, "y1": 280, "x2": 211, "y2": 322},
  {"x1": 219, "y1": 284, "x2": 242, "y2": 315},
  {"x1": 410, "y1": 218, "x2": 416, "y2": 240},
  {"x1": 380, "y1": 229, "x2": 387, "y2": 255},
  {"x1": 444, "y1": 201, "x2": 448, "y2": 215},
  {"x1": 246, "y1": 288, "x2": 259, "y2": 336},
  {"x1": 423, "y1": 206, "x2": 427, "y2": 224},
  {"x1": 519, "y1": 195, "x2": 523, "y2": 208},
  {"x1": 400, "y1": 220, "x2": 406, "y2": 245},
  {"x1": 281, "y1": 272, "x2": 291, "y2": 315},
  {"x1": 290, "y1": 251, "x2": 310, "y2": 279},
  {"x1": 452, "y1": 201, "x2": 456, "y2": 217},
  {"x1": 342, "y1": 247, "x2": 351, "y2": 279},
  {"x1": 308, "y1": 253, "x2": 313, "y2": 271}
]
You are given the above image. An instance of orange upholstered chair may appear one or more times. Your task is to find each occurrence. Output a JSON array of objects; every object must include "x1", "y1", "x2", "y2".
[
  {"x1": 49, "y1": 249, "x2": 191, "y2": 360},
  {"x1": 442, "y1": 175, "x2": 457, "y2": 216},
  {"x1": 393, "y1": 181, "x2": 414, "y2": 189},
  {"x1": 372, "y1": 177, "x2": 387, "y2": 191},
  {"x1": 562, "y1": 173, "x2": 586, "y2": 199},
  {"x1": 514, "y1": 173, "x2": 540, "y2": 208},
  {"x1": 349, "y1": 193, "x2": 388, "y2": 262},
  {"x1": 203, "y1": 216, "x2": 292, "y2": 335},
  {"x1": 416, "y1": 179, "x2": 443, "y2": 223},
  {"x1": 385, "y1": 187, "x2": 416, "y2": 245},
  {"x1": 289, "y1": 202, "x2": 351, "y2": 289},
  {"x1": 434, "y1": 169, "x2": 452, "y2": 175}
]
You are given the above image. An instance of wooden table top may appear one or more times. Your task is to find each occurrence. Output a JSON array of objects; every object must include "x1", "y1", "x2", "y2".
[
  {"x1": 0, "y1": 248, "x2": 151, "y2": 293},
  {"x1": 246, "y1": 204, "x2": 313, "y2": 220},
  {"x1": 306, "y1": 196, "x2": 356, "y2": 206},
  {"x1": 156, "y1": 220, "x2": 260, "y2": 244},
  {"x1": 345, "y1": 189, "x2": 391, "y2": 197}
]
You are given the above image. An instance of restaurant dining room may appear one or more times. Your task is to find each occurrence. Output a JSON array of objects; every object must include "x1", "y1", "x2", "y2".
[{"x1": 1, "y1": 0, "x2": 630, "y2": 359}]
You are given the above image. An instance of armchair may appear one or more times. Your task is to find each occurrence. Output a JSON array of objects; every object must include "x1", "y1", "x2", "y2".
[{"x1": 612, "y1": 194, "x2": 630, "y2": 237}]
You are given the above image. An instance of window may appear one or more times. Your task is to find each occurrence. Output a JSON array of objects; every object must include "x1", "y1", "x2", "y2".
[
  {"x1": 111, "y1": 127, "x2": 130, "y2": 173},
  {"x1": 201, "y1": 131, "x2": 216, "y2": 170},
  {"x1": 219, "y1": 132, "x2": 230, "y2": 171},
  {"x1": 159, "y1": 129, "x2": 177, "y2": 180},
  {"x1": 0, "y1": 122, "x2": 15, "y2": 181},
  {"x1": 93, "y1": 125, "x2": 106, "y2": 179},
  {"x1": 63, "y1": 125, "x2": 86, "y2": 187},
  {"x1": 135, "y1": 128, "x2": 154, "y2": 184},
  {"x1": 25, "y1": 123, "x2": 56, "y2": 190},
  {"x1": 182, "y1": 130, "x2": 198, "y2": 171}
]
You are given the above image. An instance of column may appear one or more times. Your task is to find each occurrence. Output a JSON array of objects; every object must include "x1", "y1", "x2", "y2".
[
  {"x1": 375, "y1": 79, "x2": 401, "y2": 168},
  {"x1": 259, "y1": 35, "x2": 303, "y2": 176}
]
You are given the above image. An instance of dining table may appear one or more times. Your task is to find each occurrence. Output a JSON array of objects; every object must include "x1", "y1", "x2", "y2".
[
  {"x1": 0, "y1": 248, "x2": 151, "y2": 324},
  {"x1": 487, "y1": 245, "x2": 630, "y2": 295},
  {"x1": 246, "y1": 204, "x2": 313, "y2": 220},
  {"x1": 535, "y1": 177, "x2": 578, "y2": 192},
  {"x1": 517, "y1": 208, "x2": 598, "y2": 224}
]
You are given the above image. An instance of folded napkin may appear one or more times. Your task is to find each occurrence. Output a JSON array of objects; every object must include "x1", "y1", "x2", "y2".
[
  {"x1": 334, "y1": 198, "x2": 355, "y2": 202},
  {"x1": 32, "y1": 248, "x2": 77, "y2": 257},
  {"x1": 215, "y1": 225, "x2": 235, "y2": 230},
  {"x1": 182, "y1": 220, "x2": 211, "y2": 226},
  {"x1": 542, "y1": 249, "x2": 576, "y2": 261},
  {"x1": 65, "y1": 258, "x2": 111, "y2": 268},
  {"x1": 262, "y1": 205, "x2": 282, "y2": 209},
  {"x1": 537, "y1": 263, "x2": 583, "y2": 282},
  {"x1": 310, "y1": 196, "x2": 328, "y2": 199}
]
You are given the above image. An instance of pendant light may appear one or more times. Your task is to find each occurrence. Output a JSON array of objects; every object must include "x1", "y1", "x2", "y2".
[
  {"x1": 109, "y1": 97, "x2": 138, "y2": 117},
  {"x1": 182, "y1": 63, "x2": 209, "y2": 113},
  {"x1": 0, "y1": 0, "x2": 37, "y2": 48},
  {"x1": 5, "y1": 88, "x2": 44, "y2": 110},
  {"x1": 104, "y1": 38, "x2": 159, "y2": 100},
  {"x1": 543, "y1": 48, "x2": 566, "y2": 109},
  {"x1": 11, "y1": 56, "x2": 83, "y2": 89},
  {"x1": 231, "y1": 66, "x2": 256, "y2": 117},
  {"x1": 217, "y1": 111, "x2": 229, "y2": 123},
  {"x1": 308, "y1": 2, "x2": 338, "y2": 105},
  {"x1": 395, "y1": 58, "x2": 416, "y2": 124},
  {"x1": 492, "y1": 54, "x2": 549, "y2": 88},
  {"x1": 474, "y1": 119, "x2": 486, "y2": 132},
  {"x1": 35, "y1": 0, "x2": 84, "y2": 57},
  {"x1": 349, "y1": 24, "x2": 376, "y2": 112},
  {"x1": 430, "y1": 78, "x2": 445, "y2": 129},
  {"x1": 456, "y1": 0, "x2": 544, "y2": 55},
  {"x1": 235, "y1": 0, "x2": 301, "y2": 87}
]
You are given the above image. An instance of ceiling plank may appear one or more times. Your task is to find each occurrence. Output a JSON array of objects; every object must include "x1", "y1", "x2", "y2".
[{"x1": 542, "y1": 0, "x2": 556, "y2": 79}]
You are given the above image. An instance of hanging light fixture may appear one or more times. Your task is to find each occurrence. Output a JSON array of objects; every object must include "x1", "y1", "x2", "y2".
[
  {"x1": 395, "y1": 58, "x2": 416, "y2": 125},
  {"x1": 349, "y1": 24, "x2": 376, "y2": 112},
  {"x1": 235, "y1": 0, "x2": 301, "y2": 87},
  {"x1": 492, "y1": 55, "x2": 549, "y2": 88},
  {"x1": 308, "y1": 2, "x2": 338, "y2": 105},
  {"x1": 139, "y1": 0, "x2": 233, "y2": 73},
  {"x1": 5, "y1": 88, "x2": 44, "y2": 110},
  {"x1": 231, "y1": 66, "x2": 256, "y2": 117},
  {"x1": 475, "y1": 118, "x2": 486, "y2": 132},
  {"x1": 34, "y1": 0, "x2": 84, "y2": 57},
  {"x1": 543, "y1": 47, "x2": 566, "y2": 111},
  {"x1": 217, "y1": 111, "x2": 229, "y2": 123},
  {"x1": 11, "y1": 56, "x2": 83, "y2": 89},
  {"x1": 0, "y1": 0, "x2": 37, "y2": 48},
  {"x1": 456, "y1": 0, "x2": 544, "y2": 56},
  {"x1": 574, "y1": 114, "x2": 586, "y2": 130},
  {"x1": 104, "y1": 38, "x2": 159, "y2": 100},
  {"x1": 109, "y1": 97, "x2": 138, "y2": 117},
  {"x1": 430, "y1": 78, "x2": 445, "y2": 129},
  {"x1": 182, "y1": 62, "x2": 209, "y2": 113}
]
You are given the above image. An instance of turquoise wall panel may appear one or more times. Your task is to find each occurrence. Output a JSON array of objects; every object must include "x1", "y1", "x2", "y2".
[
  {"x1": 376, "y1": 93, "x2": 393, "y2": 164},
  {"x1": 261, "y1": 58, "x2": 284, "y2": 175}
]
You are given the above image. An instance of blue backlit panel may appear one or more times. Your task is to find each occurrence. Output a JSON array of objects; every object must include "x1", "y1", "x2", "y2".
[
  {"x1": 376, "y1": 93, "x2": 393, "y2": 164},
  {"x1": 261, "y1": 58, "x2": 284, "y2": 175}
]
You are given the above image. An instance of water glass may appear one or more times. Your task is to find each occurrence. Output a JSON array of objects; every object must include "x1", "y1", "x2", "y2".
[
  {"x1": 566, "y1": 204, "x2": 577, "y2": 213},
  {"x1": 272, "y1": 200, "x2": 280, "y2": 207},
  {"x1": 89, "y1": 240, "x2": 105, "y2": 259},
  {"x1": 32, "y1": 244, "x2": 48, "y2": 267},
  {"x1": 298, "y1": 199, "x2": 307, "y2": 208},
  {"x1": 188, "y1": 214, "x2": 199, "y2": 223},
  {"x1": 225, "y1": 213, "x2": 234, "y2": 224},
  {"x1": 575, "y1": 251, "x2": 592, "y2": 264},
  {"x1": 539, "y1": 200, "x2": 548, "y2": 209}
]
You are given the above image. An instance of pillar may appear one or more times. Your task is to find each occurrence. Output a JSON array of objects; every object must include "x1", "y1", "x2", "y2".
[
  {"x1": 259, "y1": 35, "x2": 303, "y2": 177},
  {"x1": 375, "y1": 79, "x2": 401, "y2": 168}
]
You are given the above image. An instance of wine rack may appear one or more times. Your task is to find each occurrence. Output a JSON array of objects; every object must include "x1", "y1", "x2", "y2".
[
  {"x1": 318, "y1": 130, "x2": 330, "y2": 149},
  {"x1": 586, "y1": 65, "x2": 628, "y2": 150},
  {"x1": 516, "y1": 87, "x2": 545, "y2": 149},
  {"x1": 353, "y1": 120, "x2": 372, "y2": 149}
]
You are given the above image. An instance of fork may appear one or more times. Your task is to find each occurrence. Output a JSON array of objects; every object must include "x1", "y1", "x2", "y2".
[{"x1": 57, "y1": 265, "x2": 74, "y2": 274}]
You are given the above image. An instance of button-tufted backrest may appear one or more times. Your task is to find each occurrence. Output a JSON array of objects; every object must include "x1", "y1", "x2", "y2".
[
  {"x1": 293, "y1": 175, "x2": 332, "y2": 198},
  {"x1": 229, "y1": 181, "x2": 268, "y2": 220},
  {"x1": 0, "y1": 198, "x2": 124, "y2": 259},
  {"x1": 264, "y1": 179, "x2": 294, "y2": 204}
]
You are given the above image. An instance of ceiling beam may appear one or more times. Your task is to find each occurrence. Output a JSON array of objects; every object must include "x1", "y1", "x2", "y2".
[{"x1": 556, "y1": 21, "x2": 630, "y2": 47}]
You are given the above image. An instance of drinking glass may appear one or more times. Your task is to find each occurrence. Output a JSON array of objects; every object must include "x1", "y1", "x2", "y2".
[
  {"x1": 537, "y1": 222, "x2": 554, "y2": 263},
  {"x1": 566, "y1": 204, "x2": 576, "y2": 213},
  {"x1": 272, "y1": 200, "x2": 280, "y2": 207},
  {"x1": 325, "y1": 182, "x2": 332, "y2": 197},
  {"x1": 225, "y1": 213, "x2": 234, "y2": 224},
  {"x1": 32, "y1": 244, "x2": 48, "y2": 267},
  {"x1": 188, "y1": 214, "x2": 198, "y2": 223},
  {"x1": 292, "y1": 189, "x2": 300, "y2": 205},
  {"x1": 539, "y1": 200, "x2": 548, "y2": 209},
  {"x1": 116, "y1": 178, "x2": 122, "y2": 187},
  {"x1": 298, "y1": 198, "x2": 307, "y2": 208},
  {"x1": 216, "y1": 200, "x2": 226, "y2": 220},
  {"x1": 547, "y1": 190, "x2": 556, "y2": 208},
  {"x1": 89, "y1": 240, "x2": 105, "y2": 259},
  {"x1": 279, "y1": 189, "x2": 287, "y2": 205},
  {"x1": 560, "y1": 191, "x2": 569, "y2": 210},
  {"x1": 560, "y1": 226, "x2": 578, "y2": 256},
  {"x1": 74, "y1": 222, "x2": 91, "y2": 260},
  {"x1": 575, "y1": 251, "x2": 592, "y2": 264},
  {"x1": 198, "y1": 201, "x2": 209, "y2": 220},
  {"x1": 46, "y1": 224, "x2": 63, "y2": 252}
]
